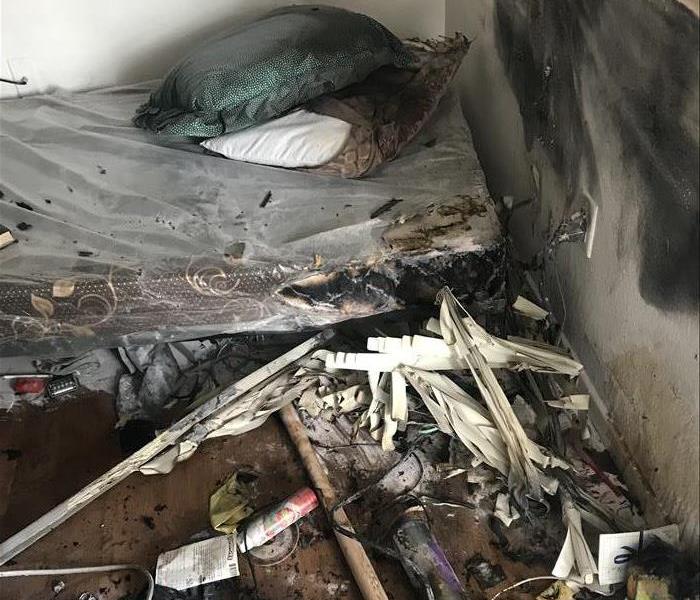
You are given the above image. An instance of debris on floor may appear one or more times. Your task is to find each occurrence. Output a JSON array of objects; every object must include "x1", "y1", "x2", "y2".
[{"x1": 1, "y1": 284, "x2": 696, "y2": 600}]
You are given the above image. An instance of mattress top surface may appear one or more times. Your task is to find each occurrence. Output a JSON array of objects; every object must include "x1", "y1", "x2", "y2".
[
  {"x1": 0, "y1": 83, "x2": 502, "y2": 357},
  {"x1": 0, "y1": 82, "x2": 497, "y2": 275}
]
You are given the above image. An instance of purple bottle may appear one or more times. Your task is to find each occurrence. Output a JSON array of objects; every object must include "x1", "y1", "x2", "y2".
[{"x1": 392, "y1": 505, "x2": 468, "y2": 600}]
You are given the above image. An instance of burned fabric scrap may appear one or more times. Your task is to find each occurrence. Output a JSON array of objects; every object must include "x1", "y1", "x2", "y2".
[{"x1": 209, "y1": 472, "x2": 255, "y2": 535}]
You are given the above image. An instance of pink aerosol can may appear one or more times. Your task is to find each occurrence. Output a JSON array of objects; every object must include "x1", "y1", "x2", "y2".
[{"x1": 238, "y1": 487, "x2": 319, "y2": 552}]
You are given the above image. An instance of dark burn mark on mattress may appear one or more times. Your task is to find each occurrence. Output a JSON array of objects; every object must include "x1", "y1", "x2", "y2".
[
  {"x1": 494, "y1": 0, "x2": 699, "y2": 311},
  {"x1": 44, "y1": 199, "x2": 52, "y2": 204},
  {"x1": 259, "y1": 190, "x2": 272, "y2": 208},
  {"x1": 279, "y1": 268, "x2": 397, "y2": 315},
  {"x1": 67, "y1": 186, "x2": 74, "y2": 193},
  {"x1": 440, "y1": 196, "x2": 487, "y2": 217},
  {"x1": 0, "y1": 235, "x2": 505, "y2": 353},
  {"x1": 395, "y1": 242, "x2": 506, "y2": 308},
  {"x1": 370, "y1": 197, "x2": 403, "y2": 219},
  {"x1": 97, "y1": 165, "x2": 107, "y2": 175},
  {"x1": 383, "y1": 196, "x2": 488, "y2": 253},
  {"x1": 16, "y1": 222, "x2": 32, "y2": 231},
  {"x1": 78, "y1": 250, "x2": 94, "y2": 257},
  {"x1": 155, "y1": 216, "x2": 176, "y2": 230},
  {"x1": 224, "y1": 242, "x2": 246, "y2": 260},
  {"x1": 15, "y1": 201, "x2": 34, "y2": 211}
]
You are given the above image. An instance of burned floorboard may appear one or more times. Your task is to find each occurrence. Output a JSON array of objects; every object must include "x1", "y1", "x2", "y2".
[
  {"x1": 0, "y1": 393, "x2": 407, "y2": 600},
  {"x1": 0, "y1": 392, "x2": 551, "y2": 599}
]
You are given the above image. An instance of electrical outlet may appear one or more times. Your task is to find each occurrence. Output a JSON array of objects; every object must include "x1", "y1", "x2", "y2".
[{"x1": 583, "y1": 194, "x2": 599, "y2": 259}]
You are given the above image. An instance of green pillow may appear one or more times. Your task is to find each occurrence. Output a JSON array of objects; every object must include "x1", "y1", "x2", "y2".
[{"x1": 134, "y1": 5, "x2": 412, "y2": 137}]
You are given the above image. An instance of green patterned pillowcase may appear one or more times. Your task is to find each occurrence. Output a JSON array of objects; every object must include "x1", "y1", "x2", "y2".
[{"x1": 134, "y1": 5, "x2": 412, "y2": 138}]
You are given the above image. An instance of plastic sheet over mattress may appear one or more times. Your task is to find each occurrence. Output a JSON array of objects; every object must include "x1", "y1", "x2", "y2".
[{"x1": 0, "y1": 85, "x2": 503, "y2": 357}]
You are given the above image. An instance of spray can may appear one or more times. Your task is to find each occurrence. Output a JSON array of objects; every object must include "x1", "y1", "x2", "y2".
[
  {"x1": 392, "y1": 505, "x2": 467, "y2": 600},
  {"x1": 238, "y1": 487, "x2": 318, "y2": 552}
]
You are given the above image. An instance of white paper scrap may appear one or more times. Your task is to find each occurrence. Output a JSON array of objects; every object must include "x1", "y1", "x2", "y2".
[
  {"x1": 547, "y1": 394, "x2": 590, "y2": 411},
  {"x1": 597, "y1": 524, "x2": 679, "y2": 585},
  {"x1": 156, "y1": 533, "x2": 239, "y2": 590},
  {"x1": 552, "y1": 499, "x2": 597, "y2": 584},
  {"x1": 513, "y1": 295, "x2": 549, "y2": 320},
  {"x1": 552, "y1": 528, "x2": 576, "y2": 579},
  {"x1": 493, "y1": 493, "x2": 520, "y2": 526}
]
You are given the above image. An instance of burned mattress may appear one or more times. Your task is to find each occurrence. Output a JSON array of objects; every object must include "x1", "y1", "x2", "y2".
[{"x1": 0, "y1": 85, "x2": 503, "y2": 357}]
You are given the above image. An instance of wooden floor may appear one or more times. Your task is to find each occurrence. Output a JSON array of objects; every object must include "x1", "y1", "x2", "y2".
[{"x1": 0, "y1": 392, "x2": 553, "y2": 599}]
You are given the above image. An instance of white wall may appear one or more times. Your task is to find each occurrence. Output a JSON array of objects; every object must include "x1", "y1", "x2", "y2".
[
  {"x1": 0, "y1": 0, "x2": 445, "y2": 98},
  {"x1": 444, "y1": 0, "x2": 534, "y2": 200}
]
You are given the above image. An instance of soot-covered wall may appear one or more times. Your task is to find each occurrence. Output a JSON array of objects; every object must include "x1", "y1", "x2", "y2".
[
  {"x1": 495, "y1": 0, "x2": 699, "y2": 312},
  {"x1": 447, "y1": 0, "x2": 699, "y2": 546}
]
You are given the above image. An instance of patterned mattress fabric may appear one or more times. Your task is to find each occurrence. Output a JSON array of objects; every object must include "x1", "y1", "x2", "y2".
[{"x1": 0, "y1": 81, "x2": 504, "y2": 358}]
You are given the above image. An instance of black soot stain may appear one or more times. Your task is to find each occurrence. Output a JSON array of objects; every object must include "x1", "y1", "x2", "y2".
[
  {"x1": 494, "y1": 0, "x2": 698, "y2": 312},
  {"x1": 370, "y1": 197, "x2": 403, "y2": 219}
]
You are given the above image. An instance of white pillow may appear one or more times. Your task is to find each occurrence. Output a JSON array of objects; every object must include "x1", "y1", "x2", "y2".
[{"x1": 201, "y1": 109, "x2": 351, "y2": 168}]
